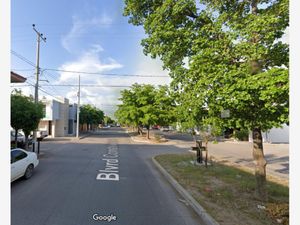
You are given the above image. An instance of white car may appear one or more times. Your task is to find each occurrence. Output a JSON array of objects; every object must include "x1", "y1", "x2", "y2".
[
  {"x1": 11, "y1": 130, "x2": 33, "y2": 146},
  {"x1": 160, "y1": 126, "x2": 170, "y2": 132},
  {"x1": 10, "y1": 131, "x2": 25, "y2": 145},
  {"x1": 11, "y1": 148, "x2": 39, "y2": 182}
]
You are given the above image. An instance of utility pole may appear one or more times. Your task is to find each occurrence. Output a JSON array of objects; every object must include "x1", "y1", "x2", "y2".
[
  {"x1": 32, "y1": 24, "x2": 46, "y2": 152},
  {"x1": 76, "y1": 75, "x2": 81, "y2": 139}
]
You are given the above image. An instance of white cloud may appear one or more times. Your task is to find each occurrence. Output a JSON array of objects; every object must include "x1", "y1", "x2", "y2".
[
  {"x1": 59, "y1": 17, "x2": 171, "y2": 117},
  {"x1": 61, "y1": 14, "x2": 113, "y2": 53},
  {"x1": 56, "y1": 45, "x2": 171, "y2": 117},
  {"x1": 56, "y1": 44, "x2": 124, "y2": 116},
  {"x1": 57, "y1": 46, "x2": 123, "y2": 84}
]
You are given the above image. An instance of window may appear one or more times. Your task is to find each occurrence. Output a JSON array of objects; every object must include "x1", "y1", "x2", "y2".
[{"x1": 11, "y1": 150, "x2": 27, "y2": 164}]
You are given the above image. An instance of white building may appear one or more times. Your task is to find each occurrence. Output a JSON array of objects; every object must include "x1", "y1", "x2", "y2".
[
  {"x1": 38, "y1": 97, "x2": 77, "y2": 137},
  {"x1": 68, "y1": 103, "x2": 78, "y2": 136}
]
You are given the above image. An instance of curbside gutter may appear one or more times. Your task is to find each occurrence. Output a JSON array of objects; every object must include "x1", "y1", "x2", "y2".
[{"x1": 152, "y1": 157, "x2": 220, "y2": 225}]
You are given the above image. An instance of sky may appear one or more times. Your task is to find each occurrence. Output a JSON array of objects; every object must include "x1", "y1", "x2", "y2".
[
  {"x1": 11, "y1": 0, "x2": 171, "y2": 118},
  {"x1": 10, "y1": 0, "x2": 290, "y2": 118}
]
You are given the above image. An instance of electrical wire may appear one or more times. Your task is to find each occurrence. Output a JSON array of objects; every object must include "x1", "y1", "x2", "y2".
[
  {"x1": 43, "y1": 68, "x2": 169, "y2": 77},
  {"x1": 11, "y1": 50, "x2": 169, "y2": 78}
]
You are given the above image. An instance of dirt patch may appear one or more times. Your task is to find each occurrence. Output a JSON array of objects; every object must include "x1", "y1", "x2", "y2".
[{"x1": 131, "y1": 134, "x2": 168, "y2": 144}]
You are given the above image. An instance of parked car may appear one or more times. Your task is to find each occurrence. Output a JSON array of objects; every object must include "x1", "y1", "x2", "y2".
[
  {"x1": 31, "y1": 130, "x2": 48, "y2": 140},
  {"x1": 160, "y1": 126, "x2": 170, "y2": 132},
  {"x1": 152, "y1": 125, "x2": 159, "y2": 130},
  {"x1": 11, "y1": 148, "x2": 39, "y2": 182},
  {"x1": 10, "y1": 131, "x2": 25, "y2": 145},
  {"x1": 11, "y1": 130, "x2": 33, "y2": 147}
]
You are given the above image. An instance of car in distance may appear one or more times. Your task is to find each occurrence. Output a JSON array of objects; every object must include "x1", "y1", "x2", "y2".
[
  {"x1": 10, "y1": 130, "x2": 25, "y2": 147},
  {"x1": 160, "y1": 126, "x2": 170, "y2": 132},
  {"x1": 11, "y1": 130, "x2": 33, "y2": 147},
  {"x1": 11, "y1": 148, "x2": 39, "y2": 182},
  {"x1": 36, "y1": 130, "x2": 48, "y2": 140}
]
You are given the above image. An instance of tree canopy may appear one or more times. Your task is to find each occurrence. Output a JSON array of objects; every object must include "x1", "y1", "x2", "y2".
[
  {"x1": 115, "y1": 83, "x2": 176, "y2": 138},
  {"x1": 11, "y1": 91, "x2": 44, "y2": 149},
  {"x1": 124, "y1": 0, "x2": 289, "y2": 200},
  {"x1": 79, "y1": 104, "x2": 104, "y2": 128},
  {"x1": 103, "y1": 115, "x2": 115, "y2": 126}
]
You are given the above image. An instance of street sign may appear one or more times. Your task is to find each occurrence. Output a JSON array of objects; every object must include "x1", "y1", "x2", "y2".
[{"x1": 221, "y1": 109, "x2": 230, "y2": 118}]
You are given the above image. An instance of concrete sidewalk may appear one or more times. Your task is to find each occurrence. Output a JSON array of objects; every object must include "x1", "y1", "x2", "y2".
[{"x1": 165, "y1": 137, "x2": 289, "y2": 185}]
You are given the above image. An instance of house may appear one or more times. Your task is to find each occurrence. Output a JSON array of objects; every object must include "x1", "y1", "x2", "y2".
[
  {"x1": 68, "y1": 103, "x2": 78, "y2": 135},
  {"x1": 11, "y1": 71, "x2": 26, "y2": 83},
  {"x1": 38, "y1": 97, "x2": 75, "y2": 137}
]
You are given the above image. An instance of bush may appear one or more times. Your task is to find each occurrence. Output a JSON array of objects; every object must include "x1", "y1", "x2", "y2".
[
  {"x1": 154, "y1": 133, "x2": 162, "y2": 142},
  {"x1": 233, "y1": 129, "x2": 249, "y2": 141}
]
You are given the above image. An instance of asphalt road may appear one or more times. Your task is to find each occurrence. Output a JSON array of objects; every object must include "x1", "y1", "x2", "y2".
[{"x1": 11, "y1": 128, "x2": 203, "y2": 225}]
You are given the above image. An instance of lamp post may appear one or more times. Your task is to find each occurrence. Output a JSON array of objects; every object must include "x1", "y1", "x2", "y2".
[{"x1": 76, "y1": 75, "x2": 81, "y2": 139}]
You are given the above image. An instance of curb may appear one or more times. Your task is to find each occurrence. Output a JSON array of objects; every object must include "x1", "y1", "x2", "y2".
[
  {"x1": 78, "y1": 132, "x2": 93, "y2": 140},
  {"x1": 130, "y1": 136, "x2": 151, "y2": 144},
  {"x1": 152, "y1": 157, "x2": 219, "y2": 225}
]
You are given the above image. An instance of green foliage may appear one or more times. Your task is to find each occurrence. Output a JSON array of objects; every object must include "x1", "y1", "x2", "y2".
[
  {"x1": 233, "y1": 129, "x2": 249, "y2": 141},
  {"x1": 11, "y1": 91, "x2": 44, "y2": 147},
  {"x1": 123, "y1": 0, "x2": 289, "y2": 132},
  {"x1": 79, "y1": 104, "x2": 104, "y2": 126},
  {"x1": 103, "y1": 115, "x2": 115, "y2": 125},
  {"x1": 115, "y1": 83, "x2": 176, "y2": 128},
  {"x1": 124, "y1": 0, "x2": 289, "y2": 199}
]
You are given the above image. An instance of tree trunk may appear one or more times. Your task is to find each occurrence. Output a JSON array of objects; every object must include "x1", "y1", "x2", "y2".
[
  {"x1": 252, "y1": 128, "x2": 267, "y2": 201},
  {"x1": 147, "y1": 128, "x2": 150, "y2": 139},
  {"x1": 205, "y1": 140, "x2": 208, "y2": 168},
  {"x1": 14, "y1": 129, "x2": 18, "y2": 148},
  {"x1": 137, "y1": 126, "x2": 142, "y2": 135}
]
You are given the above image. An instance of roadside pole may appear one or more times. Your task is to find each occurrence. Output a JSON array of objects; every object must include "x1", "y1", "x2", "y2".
[
  {"x1": 76, "y1": 75, "x2": 81, "y2": 139},
  {"x1": 32, "y1": 24, "x2": 46, "y2": 152}
]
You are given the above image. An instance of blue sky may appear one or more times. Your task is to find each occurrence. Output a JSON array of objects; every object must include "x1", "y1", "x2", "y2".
[
  {"x1": 11, "y1": 0, "x2": 171, "y2": 117},
  {"x1": 10, "y1": 0, "x2": 289, "y2": 117}
]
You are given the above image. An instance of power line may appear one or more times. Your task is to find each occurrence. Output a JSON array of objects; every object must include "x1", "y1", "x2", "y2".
[
  {"x1": 11, "y1": 50, "x2": 36, "y2": 67},
  {"x1": 12, "y1": 22, "x2": 132, "y2": 28},
  {"x1": 11, "y1": 50, "x2": 74, "y2": 89},
  {"x1": 11, "y1": 68, "x2": 35, "y2": 71},
  {"x1": 11, "y1": 50, "x2": 170, "y2": 78},
  {"x1": 10, "y1": 81, "x2": 60, "y2": 101},
  {"x1": 38, "y1": 84, "x2": 132, "y2": 87},
  {"x1": 10, "y1": 84, "x2": 131, "y2": 88},
  {"x1": 44, "y1": 68, "x2": 169, "y2": 77}
]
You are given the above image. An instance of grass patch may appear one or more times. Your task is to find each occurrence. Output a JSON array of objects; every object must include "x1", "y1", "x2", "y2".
[{"x1": 155, "y1": 153, "x2": 289, "y2": 225}]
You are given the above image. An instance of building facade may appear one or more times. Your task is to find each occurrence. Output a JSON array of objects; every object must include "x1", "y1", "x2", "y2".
[{"x1": 38, "y1": 98, "x2": 77, "y2": 137}]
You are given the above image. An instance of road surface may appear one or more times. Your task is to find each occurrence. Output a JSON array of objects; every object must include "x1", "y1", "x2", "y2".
[{"x1": 11, "y1": 128, "x2": 203, "y2": 225}]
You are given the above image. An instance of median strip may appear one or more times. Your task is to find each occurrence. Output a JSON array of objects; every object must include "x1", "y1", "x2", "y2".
[{"x1": 153, "y1": 153, "x2": 289, "y2": 225}]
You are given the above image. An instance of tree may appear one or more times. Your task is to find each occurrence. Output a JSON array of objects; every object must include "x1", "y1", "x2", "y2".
[
  {"x1": 115, "y1": 86, "x2": 141, "y2": 131},
  {"x1": 79, "y1": 104, "x2": 104, "y2": 130},
  {"x1": 11, "y1": 91, "x2": 44, "y2": 150},
  {"x1": 115, "y1": 84, "x2": 176, "y2": 139},
  {"x1": 103, "y1": 115, "x2": 115, "y2": 126},
  {"x1": 124, "y1": 0, "x2": 289, "y2": 200}
]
